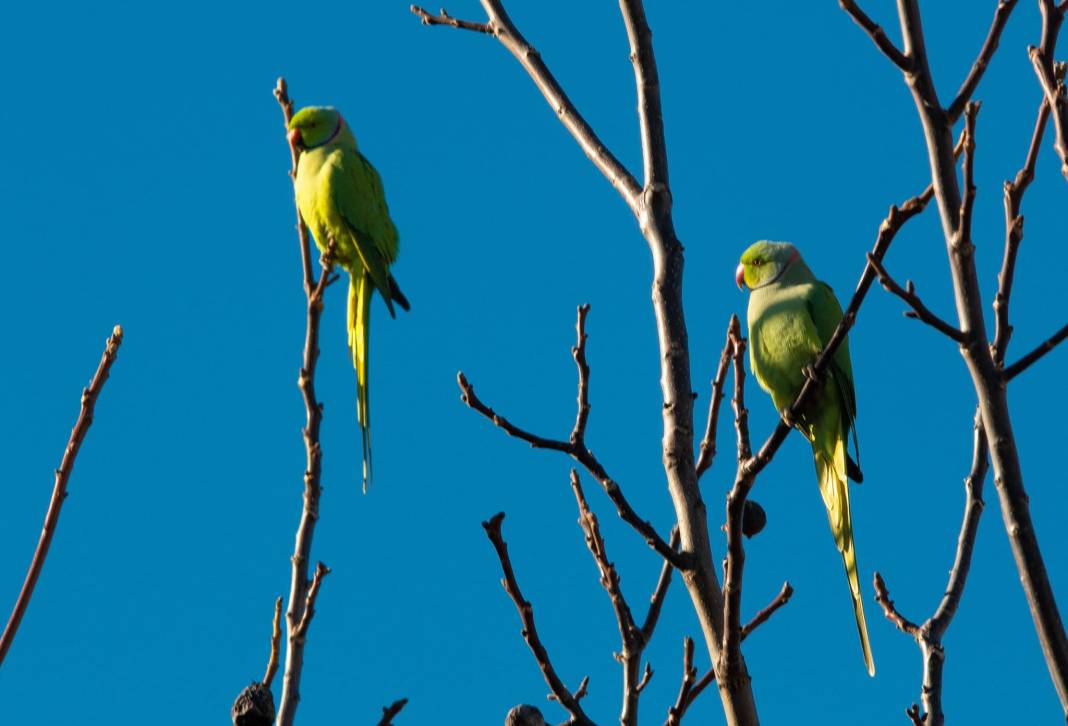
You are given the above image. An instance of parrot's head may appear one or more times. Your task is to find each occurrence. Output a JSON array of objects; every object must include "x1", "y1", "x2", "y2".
[
  {"x1": 287, "y1": 106, "x2": 346, "y2": 153},
  {"x1": 736, "y1": 240, "x2": 800, "y2": 291}
]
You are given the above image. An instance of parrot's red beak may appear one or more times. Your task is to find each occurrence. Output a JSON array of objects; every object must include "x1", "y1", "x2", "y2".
[
  {"x1": 287, "y1": 127, "x2": 303, "y2": 153},
  {"x1": 735, "y1": 263, "x2": 747, "y2": 290}
]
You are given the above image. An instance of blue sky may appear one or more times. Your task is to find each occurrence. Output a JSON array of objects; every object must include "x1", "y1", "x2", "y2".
[{"x1": 1, "y1": 2, "x2": 1066, "y2": 724}]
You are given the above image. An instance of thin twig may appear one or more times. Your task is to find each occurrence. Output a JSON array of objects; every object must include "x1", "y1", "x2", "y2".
[
  {"x1": 876, "y1": 410, "x2": 989, "y2": 726},
  {"x1": 293, "y1": 562, "x2": 330, "y2": 641},
  {"x1": 994, "y1": 94, "x2": 1052, "y2": 364},
  {"x1": 838, "y1": 0, "x2": 912, "y2": 71},
  {"x1": 946, "y1": 1, "x2": 1019, "y2": 123},
  {"x1": 664, "y1": 637, "x2": 697, "y2": 726},
  {"x1": 958, "y1": 102, "x2": 980, "y2": 256},
  {"x1": 641, "y1": 527, "x2": 680, "y2": 643},
  {"x1": 866, "y1": 253, "x2": 966, "y2": 343},
  {"x1": 262, "y1": 596, "x2": 283, "y2": 688},
  {"x1": 571, "y1": 470, "x2": 644, "y2": 725},
  {"x1": 570, "y1": 304, "x2": 592, "y2": 446},
  {"x1": 376, "y1": 698, "x2": 409, "y2": 726},
  {"x1": 873, "y1": 572, "x2": 920, "y2": 638},
  {"x1": 411, "y1": 2, "x2": 641, "y2": 210},
  {"x1": 680, "y1": 583, "x2": 794, "y2": 718},
  {"x1": 1004, "y1": 322, "x2": 1068, "y2": 380},
  {"x1": 483, "y1": 513, "x2": 594, "y2": 726},
  {"x1": 740, "y1": 582, "x2": 794, "y2": 640},
  {"x1": 720, "y1": 317, "x2": 753, "y2": 686},
  {"x1": 0, "y1": 326, "x2": 123, "y2": 667},
  {"x1": 274, "y1": 78, "x2": 315, "y2": 296},
  {"x1": 695, "y1": 323, "x2": 735, "y2": 480},
  {"x1": 410, "y1": 5, "x2": 491, "y2": 33},
  {"x1": 275, "y1": 77, "x2": 338, "y2": 726},
  {"x1": 455, "y1": 308, "x2": 688, "y2": 571},
  {"x1": 1029, "y1": 0, "x2": 1068, "y2": 179}
]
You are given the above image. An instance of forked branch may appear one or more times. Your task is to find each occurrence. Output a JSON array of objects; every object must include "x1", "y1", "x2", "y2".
[{"x1": 456, "y1": 306, "x2": 688, "y2": 572}]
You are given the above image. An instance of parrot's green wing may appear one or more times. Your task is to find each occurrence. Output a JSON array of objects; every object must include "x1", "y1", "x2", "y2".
[
  {"x1": 332, "y1": 150, "x2": 400, "y2": 317},
  {"x1": 806, "y1": 281, "x2": 862, "y2": 474},
  {"x1": 802, "y1": 280, "x2": 874, "y2": 676}
]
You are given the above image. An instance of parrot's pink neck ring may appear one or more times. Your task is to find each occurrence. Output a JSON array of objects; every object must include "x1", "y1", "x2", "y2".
[
  {"x1": 750, "y1": 247, "x2": 800, "y2": 291},
  {"x1": 305, "y1": 115, "x2": 345, "y2": 150}
]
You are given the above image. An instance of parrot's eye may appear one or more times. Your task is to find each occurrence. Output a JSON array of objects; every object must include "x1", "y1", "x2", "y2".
[{"x1": 752, "y1": 258, "x2": 763, "y2": 266}]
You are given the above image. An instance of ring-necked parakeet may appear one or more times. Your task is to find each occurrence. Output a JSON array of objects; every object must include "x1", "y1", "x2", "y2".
[
  {"x1": 736, "y1": 240, "x2": 874, "y2": 676},
  {"x1": 287, "y1": 106, "x2": 410, "y2": 491}
]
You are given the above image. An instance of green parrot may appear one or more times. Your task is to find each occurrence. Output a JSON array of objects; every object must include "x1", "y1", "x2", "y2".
[
  {"x1": 736, "y1": 240, "x2": 874, "y2": 676},
  {"x1": 287, "y1": 106, "x2": 409, "y2": 491}
]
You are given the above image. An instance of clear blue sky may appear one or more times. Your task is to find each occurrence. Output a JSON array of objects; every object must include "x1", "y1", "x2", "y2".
[{"x1": 1, "y1": 2, "x2": 1065, "y2": 724}]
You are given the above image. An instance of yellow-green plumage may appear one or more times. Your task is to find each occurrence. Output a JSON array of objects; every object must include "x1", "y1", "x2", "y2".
[
  {"x1": 289, "y1": 106, "x2": 409, "y2": 491},
  {"x1": 737, "y1": 240, "x2": 874, "y2": 676}
]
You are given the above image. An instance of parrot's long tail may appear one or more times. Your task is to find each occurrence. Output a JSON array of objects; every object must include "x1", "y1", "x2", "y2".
[
  {"x1": 816, "y1": 438, "x2": 875, "y2": 676},
  {"x1": 348, "y1": 273, "x2": 374, "y2": 491}
]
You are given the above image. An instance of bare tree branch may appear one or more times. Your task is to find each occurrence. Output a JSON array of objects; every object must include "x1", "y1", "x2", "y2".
[
  {"x1": 570, "y1": 304, "x2": 592, "y2": 445},
  {"x1": 262, "y1": 596, "x2": 283, "y2": 689},
  {"x1": 946, "y1": 1, "x2": 1019, "y2": 122},
  {"x1": 483, "y1": 513, "x2": 594, "y2": 726},
  {"x1": 866, "y1": 253, "x2": 966, "y2": 342},
  {"x1": 695, "y1": 324, "x2": 734, "y2": 480},
  {"x1": 1004, "y1": 322, "x2": 1068, "y2": 380},
  {"x1": 571, "y1": 470, "x2": 645, "y2": 726},
  {"x1": 740, "y1": 582, "x2": 794, "y2": 641},
  {"x1": 375, "y1": 698, "x2": 409, "y2": 726},
  {"x1": 272, "y1": 77, "x2": 343, "y2": 726},
  {"x1": 838, "y1": 0, "x2": 912, "y2": 71},
  {"x1": 664, "y1": 637, "x2": 697, "y2": 726},
  {"x1": 0, "y1": 325, "x2": 123, "y2": 668},
  {"x1": 641, "y1": 527, "x2": 680, "y2": 643},
  {"x1": 410, "y1": 2, "x2": 641, "y2": 210},
  {"x1": 873, "y1": 573, "x2": 921, "y2": 638},
  {"x1": 619, "y1": 0, "x2": 669, "y2": 190},
  {"x1": 959, "y1": 102, "x2": 980, "y2": 255},
  {"x1": 846, "y1": 0, "x2": 1068, "y2": 712},
  {"x1": 455, "y1": 307, "x2": 689, "y2": 571},
  {"x1": 274, "y1": 78, "x2": 315, "y2": 297},
  {"x1": 293, "y1": 562, "x2": 330, "y2": 642},
  {"x1": 870, "y1": 410, "x2": 989, "y2": 726},
  {"x1": 994, "y1": 94, "x2": 1053, "y2": 364},
  {"x1": 678, "y1": 583, "x2": 795, "y2": 722},
  {"x1": 1028, "y1": 1, "x2": 1068, "y2": 179},
  {"x1": 410, "y1": 5, "x2": 491, "y2": 33},
  {"x1": 721, "y1": 317, "x2": 751, "y2": 687}
]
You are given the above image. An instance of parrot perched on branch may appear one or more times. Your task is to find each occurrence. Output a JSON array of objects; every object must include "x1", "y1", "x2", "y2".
[
  {"x1": 736, "y1": 240, "x2": 874, "y2": 676},
  {"x1": 287, "y1": 106, "x2": 409, "y2": 491}
]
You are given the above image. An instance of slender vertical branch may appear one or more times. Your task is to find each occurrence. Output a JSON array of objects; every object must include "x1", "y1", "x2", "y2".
[
  {"x1": 843, "y1": 0, "x2": 1068, "y2": 713},
  {"x1": 274, "y1": 79, "x2": 337, "y2": 726},
  {"x1": 262, "y1": 597, "x2": 283, "y2": 689},
  {"x1": 274, "y1": 78, "x2": 314, "y2": 296},
  {"x1": 0, "y1": 326, "x2": 123, "y2": 668},
  {"x1": 994, "y1": 94, "x2": 1052, "y2": 364},
  {"x1": 571, "y1": 470, "x2": 644, "y2": 726},
  {"x1": 872, "y1": 411, "x2": 988, "y2": 726},
  {"x1": 946, "y1": 0, "x2": 1019, "y2": 122},
  {"x1": 720, "y1": 316, "x2": 751, "y2": 686},
  {"x1": 1028, "y1": 1, "x2": 1068, "y2": 178},
  {"x1": 695, "y1": 324, "x2": 735, "y2": 480}
]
